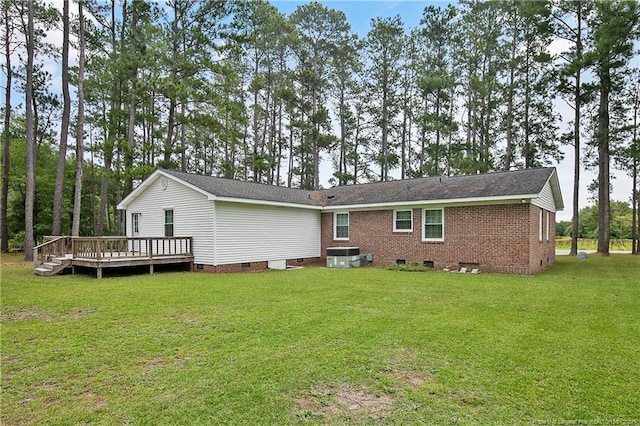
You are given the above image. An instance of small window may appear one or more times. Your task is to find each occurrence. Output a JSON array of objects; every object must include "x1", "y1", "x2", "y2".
[
  {"x1": 394, "y1": 209, "x2": 413, "y2": 232},
  {"x1": 546, "y1": 211, "x2": 550, "y2": 242},
  {"x1": 164, "y1": 209, "x2": 174, "y2": 237},
  {"x1": 334, "y1": 212, "x2": 349, "y2": 240},
  {"x1": 539, "y1": 209, "x2": 543, "y2": 242},
  {"x1": 423, "y1": 208, "x2": 444, "y2": 241}
]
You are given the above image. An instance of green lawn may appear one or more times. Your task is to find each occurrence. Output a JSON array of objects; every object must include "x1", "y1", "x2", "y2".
[{"x1": 2, "y1": 254, "x2": 639, "y2": 425}]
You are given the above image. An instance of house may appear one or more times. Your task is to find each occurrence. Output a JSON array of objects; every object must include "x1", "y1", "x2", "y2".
[{"x1": 117, "y1": 167, "x2": 563, "y2": 274}]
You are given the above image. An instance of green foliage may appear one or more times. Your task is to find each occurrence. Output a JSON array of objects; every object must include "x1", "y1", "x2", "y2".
[
  {"x1": 2, "y1": 256, "x2": 639, "y2": 423},
  {"x1": 4, "y1": 0, "x2": 639, "y2": 249},
  {"x1": 557, "y1": 201, "x2": 633, "y2": 239}
]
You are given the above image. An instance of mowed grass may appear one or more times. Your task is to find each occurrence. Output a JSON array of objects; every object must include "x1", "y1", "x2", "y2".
[{"x1": 1, "y1": 254, "x2": 639, "y2": 425}]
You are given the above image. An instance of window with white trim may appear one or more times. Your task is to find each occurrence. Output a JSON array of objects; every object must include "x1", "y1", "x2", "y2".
[
  {"x1": 394, "y1": 209, "x2": 413, "y2": 232},
  {"x1": 334, "y1": 212, "x2": 349, "y2": 240},
  {"x1": 539, "y1": 209, "x2": 543, "y2": 242},
  {"x1": 422, "y1": 208, "x2": 444, "y2": 241},
  {"x1": 546, "y1": 211, "x2": 550, "y2": 241},
  {"x1": 132, "y1": 213, "x2": 140, "y2": 235},
  {"x1": 164, "y1": 209, "x2": 174, "y2": 237}
]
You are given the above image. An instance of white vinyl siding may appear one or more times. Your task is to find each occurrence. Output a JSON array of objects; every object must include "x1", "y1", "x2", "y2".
[
  {"x1": 215, "y1": 201, "x2": 321, "y2": 265},
  {"x1": 334, "y1": 212, "x2": 349, "y2": 240},
  {"x1": 422, "y1": 208, "x2": 444, "y2": 242},
  {"x1": 532, "y1": 180, "x2": 557, "y2": 212},
  {"x1": 394, "y1": 209, "x2": 413, "y2": 232},
  {"x1": 123, "y1": 176, "x2": 215, "y2": 264}
]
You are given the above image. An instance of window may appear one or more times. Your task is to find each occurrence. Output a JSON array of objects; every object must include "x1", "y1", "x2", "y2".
[
  {"x1": 423, "y1": 208, "x2": 444, "y2": 241},
  {"x1": 546, "y1": 211, "x2": 550, "y2": 242},
  {"x1": 132, "y1": 213, "x2": 140, "y2": 235},
  {"x1": 539, "y1": 210, "x2": 544, "y2": 242},
  {"x1": 394, "y1": 209, "x2": 413, "y2": 232},
  {"x1": 334, "y1": 212, "x2": 349, "y2": 240},
  {"x1": 164, "y1": 209, "x2": 174, "y2": 237}
]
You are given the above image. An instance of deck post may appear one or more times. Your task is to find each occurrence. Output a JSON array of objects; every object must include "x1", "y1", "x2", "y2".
[
  {"x1": 150, "y1": 263, "x2": 154, "y2": 275},
  {"x1": 97, "y1": 266, "x2": 102, "y2": 279}
]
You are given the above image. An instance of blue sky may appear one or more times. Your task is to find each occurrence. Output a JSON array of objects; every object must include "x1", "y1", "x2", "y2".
[{"x1": 272, "y1": 0, "x2": 436, "y2": 34}]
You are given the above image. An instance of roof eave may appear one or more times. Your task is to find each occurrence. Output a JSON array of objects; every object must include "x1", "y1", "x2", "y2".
[
  {"x1": 215, "y1": 196, "x2": 322, "y2": 210},
  {"x1": 320, "y1": 194, "x2": 540, "y2": 211},
  {"x1": 548, "y1": 169, "x2": 565, "y2": 211}
]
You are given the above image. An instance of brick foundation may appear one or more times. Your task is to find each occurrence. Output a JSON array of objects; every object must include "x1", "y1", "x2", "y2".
[
  {"x1": 192, "y1": 257, "x2": 323, "y2": 273},
  {"x1": 321, "y1": 204, "x2": 556, "y2": 274}
]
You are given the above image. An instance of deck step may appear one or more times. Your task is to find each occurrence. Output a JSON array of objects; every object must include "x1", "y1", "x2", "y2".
[
  {"x1": 34, "y1": 259, "x2": 72, "y2": 276},
  {"x1": 35, "y1": 267, "x2": 55, "y2": 276}
]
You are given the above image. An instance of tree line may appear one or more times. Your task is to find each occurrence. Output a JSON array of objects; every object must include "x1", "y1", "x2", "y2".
[
  {"x1": 2, "y1": 0, "x2": 639, "y2": 260},
  {"x1": 557, "y1": 201, "x2": 636, "y2": 239}
]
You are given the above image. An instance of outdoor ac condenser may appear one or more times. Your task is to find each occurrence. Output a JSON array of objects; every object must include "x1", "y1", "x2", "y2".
[{"x1": 326, "y1": 247, "x2": 360, "y2": 268}]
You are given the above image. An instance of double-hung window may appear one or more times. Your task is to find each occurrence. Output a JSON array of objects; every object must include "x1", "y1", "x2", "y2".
[
  {"x1": 394, "y1": 209, "x2": 413, "y2": 232},
  {"x1": 539, "y1": 209, "x2": 543, "y2": 242},
  {"x1": 422, "y1": 208, "x2": 444, "y2": 242},
  {"x1": 334, "y1": 212, "x2": 349, "y2": 240},
  {"x1": 164, "y1": 209, "x2": 174, "y2": 237},
  {"x1": 546, "y1": 211, "x2": 550, "y2": 242}
]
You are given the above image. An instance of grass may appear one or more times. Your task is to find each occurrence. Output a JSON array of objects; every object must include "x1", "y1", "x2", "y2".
[
  {"x1": 555, "y1": 237, "x2": 633, "y2": 251},
  {"x1": 2, "y1": 253, "x2": 639, "y2": 425}
]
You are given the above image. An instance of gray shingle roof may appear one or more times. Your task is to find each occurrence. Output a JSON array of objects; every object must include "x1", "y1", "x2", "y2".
[
  {"x1": 161, "y1": 169, "x2": 318, "y2": 206},
  {"x1": 160, "y1": 167, "x2": 558, "y2": 208},
  {"x1": 319, "y1": 167, "x2": 557, "y2": 207}
]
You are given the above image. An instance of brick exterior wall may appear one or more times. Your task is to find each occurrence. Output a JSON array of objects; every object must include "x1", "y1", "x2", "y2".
[
  {"x1": 529, "y1": 206, "x2": 556, "y2": 273},
  {"x1": 321, "y1": 204, "x2": 556, "y2": 274}
]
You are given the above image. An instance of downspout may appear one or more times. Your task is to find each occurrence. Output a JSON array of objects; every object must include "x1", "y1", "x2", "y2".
[{"x1": 212, "y1": 200, "x2": 217, "y2": 266}]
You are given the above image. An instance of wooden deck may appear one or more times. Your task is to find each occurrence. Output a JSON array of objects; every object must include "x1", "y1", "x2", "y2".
[{"x1": 34, "y1": 236, "x2": 194, "y2": 278}]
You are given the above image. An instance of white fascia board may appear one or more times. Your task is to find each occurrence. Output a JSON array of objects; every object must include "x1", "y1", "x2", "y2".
[
  {"x1": 117, "y1": 169, "x2": 216, "y2": 210},
  {"x1": 214, "y1": 196, "x2": 322, "y2": 210},
  {"x1": 320, "y1": 194, "x2": 539, "y2": 212},
  {"x1": 548, "y1": 169, "x2": 565, "y2": 211}
]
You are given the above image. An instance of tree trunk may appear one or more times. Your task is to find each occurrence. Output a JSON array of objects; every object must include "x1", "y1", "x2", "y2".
[
  {"x1": 569, "y1": 4, "x2": 583, "y2": 257},
  {"x1": 72, "y1": 1, "x2": 85, "y2": 236},
  {"x1": 1, "y1": 0, "x2": 12, "y2": 252},
  {"x1": 125, "y1": 2, "x2": 138, "y2": 195},
  {"x1": 597, "y1": 70, "x2": 611, "y2": 256},
  {"x1": 632, "y1": 74, "x2": 639, "y2": 255},
  {"x1": 52, "y1": 0, "x2": 70, "y2": 236},
  {"x1": 24, "y1": 0, "x2": 35, "y2": 261}
]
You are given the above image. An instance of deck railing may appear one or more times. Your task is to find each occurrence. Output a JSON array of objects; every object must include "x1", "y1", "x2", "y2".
[
  {"x1": 33, "y1": 236, "x2": 73, "y2": 269},
  {"x1": 71, "y1": 237, "x2": 193, "y2": 260},
  {"x1": 34, "y1": 236, "x2": 193, "y2": 268}
]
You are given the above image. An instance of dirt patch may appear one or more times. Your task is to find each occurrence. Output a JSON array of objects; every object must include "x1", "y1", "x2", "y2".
[
  {"x1": 389, "y1": 369, "x2": 433, "y2": 387},
  {"x1": 295, "y1": 384, "x2": 395, "y2": 421},
  {"x1": 0, "y1": 307, "x2": 94, "y2": 323},
  {"x1": 82, "y1": 390, "x2": 108, "y2": 408},
  {"x1": 142, "y1": 359, "x2": 171, "y2": 374}
]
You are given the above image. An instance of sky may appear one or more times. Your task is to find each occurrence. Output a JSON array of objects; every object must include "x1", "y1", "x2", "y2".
[
  {"x1": 3, "y1": 0, "x2": 636, "y2": 222},
  {"x1": 271, "y1": 0, "x2": 637, "y2": 222}
]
